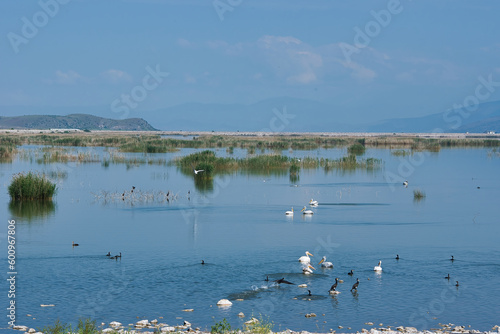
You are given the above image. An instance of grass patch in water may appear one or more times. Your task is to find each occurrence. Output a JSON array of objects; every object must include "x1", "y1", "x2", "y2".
[
  {"x1": 8, "y1": 172, "x2": 57, "y2": 201},
  {"x1": 413, "y1": 189, "x2": 426, "y2": 200}
]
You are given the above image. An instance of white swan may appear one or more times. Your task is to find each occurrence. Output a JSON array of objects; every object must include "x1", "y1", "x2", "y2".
[
  {"x1": 301, "y1": 206, "x2": 314, "y2": 215},
  {"x1": 285, "y1": 207, "x2": 294, "y2": 216},
  {"x1": 299, "y1": 251, "x2": 313, "y2": 263},
  {"x1": 374, "y1": 260, "x2": 382, "y2": 271},
  {"x1": 319, "y1": 256, "x2": 333, "y2": 268},
  {"x1": 302, "y1": 264, "x2": 315, "y2": 275},
  {"x1": 309, "y1": 199, "x2": 318, "y2": 206}
]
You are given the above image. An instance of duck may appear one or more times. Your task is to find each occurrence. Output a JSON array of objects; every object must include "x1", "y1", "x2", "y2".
[
  {"x1": 455, "y1": 281, "x2": 459, "y2": 287},
  {"x1": 403, "y1": 180, "x2": 408, "y2": 187},
  {"x1": 106, "y1": 252, "x2": 111, "y2": 257},
  {"x1": 319, "y1": 256, "x2": 333, "y2": 268},
  {"x1": 348, "y1": 269, "x2": 354, "y2": 276},
  {"x1": 450, "y1": 255, "x2": 455, "y2": 262},
  {"x1": 299, "y1": 251, "x2": 313, "y2": 263},
  {"x1": 201, "y1": 260, "x2": 205, "y2": 265},
  {"x1": 285, "y1": 207, "x2": 294, "y2": 216},
  {"x1": 72, "y1": 241, "x2": 79, "y2": 247},
  {"x1": 395, "y1": 254, "x2": 400, "y2": 260},
  {"x1": 445, "y1": 273, "x2": 450, "y2": 280},
  {"x1": 374, "y1": 260, "x2": 382, "y2": 271}
]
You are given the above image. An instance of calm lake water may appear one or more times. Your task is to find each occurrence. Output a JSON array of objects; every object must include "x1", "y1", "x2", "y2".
[{"x1": 1, "y1": 145, "x2": 499, "y2": 332}]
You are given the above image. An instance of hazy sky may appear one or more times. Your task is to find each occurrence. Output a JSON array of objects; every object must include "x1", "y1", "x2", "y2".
[{"x1": 1, "y1": 0, "x2": 500, "y2": 122}]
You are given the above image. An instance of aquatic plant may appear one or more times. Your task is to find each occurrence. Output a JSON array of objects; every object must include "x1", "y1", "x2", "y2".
[
  {"x1": 391, "y1": 149, "x2": 411, "y2": 156},
  {"x1": 348, "y1": 143, "x2": 366, "y2": 155},
  {"x1": 413, "y1": 189, "x2": 426, "y2": 200},
  {"x1": 8, "y1": 172, "x2": 57, "y2": 201}
]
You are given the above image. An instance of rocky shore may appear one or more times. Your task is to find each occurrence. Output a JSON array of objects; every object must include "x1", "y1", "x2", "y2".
[{"x1": 10, "y1": 320, "x2": 500, "y2": 334}]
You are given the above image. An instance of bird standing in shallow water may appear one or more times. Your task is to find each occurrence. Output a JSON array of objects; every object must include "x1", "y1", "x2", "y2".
[
  {"x1": 329, "y1": 278, "x2": 340, "y2": 294},
  {"x1": 351, "y1": 278, "x2": 360, "y2": 292}
]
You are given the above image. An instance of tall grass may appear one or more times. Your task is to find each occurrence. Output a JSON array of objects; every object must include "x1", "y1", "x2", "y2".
[{"x1": 8, "y1": 172, "x2": 57, "y2": 200}]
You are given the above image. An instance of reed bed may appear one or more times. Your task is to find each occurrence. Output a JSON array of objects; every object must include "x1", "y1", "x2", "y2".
[
  {"x1": 92, "y1": 189, "x2": 184, "y2": 205},
  {"x1": 1, "y1": 133, "x2": 499, "y2": 155},
  {"x1": 8, "y1": 172, "x2": 57, "y2": 200},
  {"x1": 174, "y1": 150, "x2": 383, "y2": 177}
]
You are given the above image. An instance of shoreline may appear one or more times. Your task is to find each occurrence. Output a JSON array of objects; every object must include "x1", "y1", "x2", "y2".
[
  {"x1": 0, "y1": 128, "x2": 499, "y2": 140},
  {"x1": 10, "y1": 319, "x2": 500, "y2": 334}
]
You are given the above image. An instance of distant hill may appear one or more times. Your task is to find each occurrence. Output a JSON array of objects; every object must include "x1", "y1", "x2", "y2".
[
  {"x1": 364, "y1": 100, "x2": 500, "y2": 133},
  {"x1": 0, "y1": 114, "x2": 157, "y2": 131},
  {"x1": 1, "y1": 99, "x2": 499, "y2": 133}
]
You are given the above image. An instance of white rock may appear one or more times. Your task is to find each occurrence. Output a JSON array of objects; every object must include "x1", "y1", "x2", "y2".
[
  {"x1": 110, "y1": 321, "x2": 122, "y2": 327},
  {"x1": 151, "y1": 319, "x2": 158, "y2": 325},
  {"x1": 28, "y1": 328, "x2": 36, "y2": 333},
  {"x1": 216, "y1": 299, "x2": 232, "y2": 306},
  {"x1": 13, "y1": 325, "x2": 28, "y2": 331},
  {"x1": 136, "y1": 320, "x2": 150, "y2": 327},
  {"x1": 102, "y1": 328, "x2": 115, "y2": 333},
  {"x1": 245, "y1": 318, "x2": 259, "y2": 325},
  {"x1": 161, "y1": 326, "x2": 176, "y2": 332},
  {"x1": 238, "y1": 312, "x2": 245, "y2": 318}
]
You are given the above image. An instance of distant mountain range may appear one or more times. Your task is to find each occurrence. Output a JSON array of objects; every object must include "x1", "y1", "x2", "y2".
[
  {"x1": 0, "y1": 98, "x2": 499, "y2": 133},
  {"x1": 0, "y1": 114, "x2": 157, "y2": 131}
]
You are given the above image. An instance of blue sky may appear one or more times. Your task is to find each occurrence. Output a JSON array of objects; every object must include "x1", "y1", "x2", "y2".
[{"x1": 1, "y1": 0, "x2": 500, "y2": 123}]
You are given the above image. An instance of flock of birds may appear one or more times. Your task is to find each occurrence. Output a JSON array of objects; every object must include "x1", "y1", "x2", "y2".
[
  {"x1": 296, "y1": 250, "x2": 370, "y2": 294},
  {"x1": 285, "y1": 199, "x2": 318, "y2": 216},
  {"x1": 265, "y1": 251, "x2": 460, "y2": 297}
]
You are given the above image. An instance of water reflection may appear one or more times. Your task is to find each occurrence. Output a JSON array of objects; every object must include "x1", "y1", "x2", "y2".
[{"x1": 8, "y1": 200, "x2": 56, "y2": 221}]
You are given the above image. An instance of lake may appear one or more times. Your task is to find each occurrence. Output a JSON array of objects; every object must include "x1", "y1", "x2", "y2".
[{"x1": 1, "y1": 145, "x2": 499, "y2": 333}]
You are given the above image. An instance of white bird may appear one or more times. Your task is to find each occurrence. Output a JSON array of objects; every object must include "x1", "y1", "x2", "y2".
[
  {"x1": 285, "y1": 207, "x2": 294, "y2": 216},
  {"x1": 309, "y1": 199, "x2": 318, "y2": 206},
  {"x1": 194, "y1": 169, "x2": 204, "y2": 175},
  {"x1": 302, "y1": 264, "x2": 315, "y2": 275},
  {"x1": 299, "y1": 251, "x2": 313, "y2": 263},
  {"x1": 301, "y1": 206, "x2": 314, "y2": 215},
  {"x1": 374, "y1": 260, "x2": 382, "y2": 271},
  {"x1": 319, "y1": 256, "x2": 333, "y2": 268}
]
